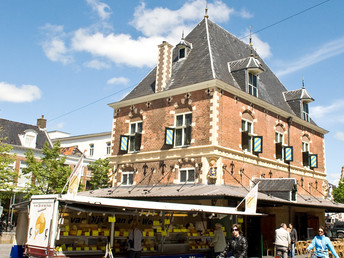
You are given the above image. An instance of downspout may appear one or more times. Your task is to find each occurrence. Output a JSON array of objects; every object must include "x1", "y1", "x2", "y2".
[{"x1": 287, "y1": 116, "x2": 293, "y2": 223}]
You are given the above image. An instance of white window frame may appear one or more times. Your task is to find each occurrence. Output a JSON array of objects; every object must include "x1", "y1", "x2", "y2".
[
  {"x1": 122, "y1": 171, "x2": 134, "y2": 186},
  {"x1": 179, "y1": 168, "x2": 195, "y2": 183},
  {"x1": 248, "y1": 72, "x2": 258, "y2": 97},
  {"x1": 128, "y1": 121, "x2": 142, "y2": 153},
  {"x1": 275, "y1": 131, "x2": 284, "y2": 160},
  {"x1": 18, "y1": 160, "x2": 31, "y2": 188},
  {"x1": 106, "y1": 142, "x2": 111, "y2": 155},
  {"x1": 302, "y1": 141, "x2": 309, "y2": 152},
  {"x1": 174, "y1": 112, "x2": 192, "y2": 147},
  {"x1": 302, "y1": 102, "x2": 310, "y2": 122},
  {"x1": 89, "y1": 144, "x2": 94, "y2": 156},
  {"x1": 242, "y1": 119, "x2": 253, "y2": 153},
  {"x1": 23, "y1": 130, "x2": 38, "y2": 148}
]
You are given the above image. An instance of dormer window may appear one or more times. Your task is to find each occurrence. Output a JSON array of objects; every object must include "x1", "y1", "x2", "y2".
[
  {"x1": 302, "y1": 102, "x2": 310, "y2": 122},
  {"x1": 22, "y1": 130, "x2": 38, "y2": 148},
  {"x1": 179, "y1": 48, "x2": 185, "y2": 59},
  {"x1": 248, "y1": 72, "x2": 258, "y2": 97}
]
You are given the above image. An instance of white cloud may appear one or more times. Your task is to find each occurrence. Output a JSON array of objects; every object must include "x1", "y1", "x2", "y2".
[
  {"x1": 311, "y1": 100, "x2": 344, "y2": 120},
  {"x1": 86, "y1": 0, "x2": 112, "y2": 20},
  {"x1": 107, "y1": 77, "x2": 129, "y2": 85},
  {"x1": 71, "y1": 28, "x2": 163, "y2": 67},
  {"x1": 41, "y1": 24, "x2": 73, "y2": 64},
  {"x1": 0, "y1": 82, "x2": 42, "y2": 103},
  {"x1": 276, "y1": 37, "x2": 344, "y2": 77},
  {"x1": 236, "y1": 9, "x2": 253, "y2": 19},
  {"x1": 85, "y1": 59, "x2": 110, "y2": 70},
  {"x1": 130, "y1": 0, "x2": 233, "y2": 37},
  {"x1": 241, "y1": 28, "x2": 272, "y2": 59},
  {"x1": 334, "y1": 132, "x2": 344, "y2": 141}
]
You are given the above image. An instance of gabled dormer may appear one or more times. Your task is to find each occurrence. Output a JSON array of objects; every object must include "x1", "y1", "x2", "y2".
[
  {"x1": 229, "y1": 55, "x2": 264, "y2": 97},
  {"x1": 176, "y1": 33, "x2": 192, "y2": 60},
  {"x1": 19, "y1": 129, "x2": 38, "y2": 148},
  {"x1": 283, "y1": 81, "x2": 314, "y2": 122}
]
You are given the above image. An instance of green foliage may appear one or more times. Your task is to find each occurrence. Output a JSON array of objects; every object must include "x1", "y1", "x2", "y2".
[
  {"x1": 0, "y1": 135, "x2": 17, "y2": 192},
  {"x1": 87, "y1": 158, "x2": 110, "y2": 190},
  {"x1": 333, "y1": 179, "x2": 344, "y2": 203},
  {"x1": 22, "y1": 141, "x2": 72, "y2": 198}
]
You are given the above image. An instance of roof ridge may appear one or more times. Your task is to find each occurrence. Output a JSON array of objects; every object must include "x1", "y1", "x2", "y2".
[{"x1": 205, "y1": 18, "x2": 216, "y2": 79}]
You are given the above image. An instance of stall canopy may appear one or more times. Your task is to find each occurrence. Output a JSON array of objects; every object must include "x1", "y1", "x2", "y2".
[{"x1": 58, "y1": 194, "x2": 264, "y2": 216}]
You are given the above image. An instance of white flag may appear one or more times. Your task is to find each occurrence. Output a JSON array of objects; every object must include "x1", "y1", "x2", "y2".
[
  {"x1": 66, "y1": 155, "x2": 84, "y2": 198},
  {"x1": 245, "y1": 183, "x2": 259, "y2": 213}
]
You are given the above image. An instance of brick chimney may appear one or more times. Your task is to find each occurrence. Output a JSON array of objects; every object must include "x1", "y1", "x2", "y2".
[
  {"x1": 37, "y1": 115, "x2": 47, "y2": 129},
  {"x1": 155, "y1": 41, "x2": 173, "y2": 93}
]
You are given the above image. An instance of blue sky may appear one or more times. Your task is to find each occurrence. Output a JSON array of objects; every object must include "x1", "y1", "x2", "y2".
[{"x1": 1, "y1": 0, "x2": 343, "y2": 184}]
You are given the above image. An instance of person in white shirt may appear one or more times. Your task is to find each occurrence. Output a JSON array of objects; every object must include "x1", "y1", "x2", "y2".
[
  {"x1": 275, "y1": 223, "x2": 291, "y2": 258},
  {"x1": 210, "y1": 223, "x2": 226, "y2": 257},
  {"x1": 128, "y1": 221, "x2": 143, "y2": 258}
]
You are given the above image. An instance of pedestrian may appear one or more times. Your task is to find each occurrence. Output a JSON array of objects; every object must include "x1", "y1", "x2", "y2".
[
  {"x1": 127, "y1": 220, "x2": 143, "y2": 258},
  {"x1": 288, "y1": 223, "x2": 297, "y2": 258},
  {"x1": 275, "y1": 223, "x2": 290, "y2": 258},
  {"x1": 210, "y1": 223, "x2": 226, "y2": 257},
  {"x1": 306, "y1": 226, "x2": 339, "y2": 258},
  {"x1": 217, "y1": 224, "x2": 248, "y2": 258}
]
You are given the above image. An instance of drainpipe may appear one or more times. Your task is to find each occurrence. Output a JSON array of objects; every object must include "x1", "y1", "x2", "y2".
[{"x1": 287, "y1": 117, "x2": 293, "y2": 223}]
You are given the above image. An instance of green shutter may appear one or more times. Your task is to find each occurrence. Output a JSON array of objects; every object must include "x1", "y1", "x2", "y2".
[
  {"x1": 165, "y1": 128, "x2": 174, "y2": 146},
  {"x1": 284, "y1": 146, "x2": 293, "y2": 162},
  {"x1": 310, "y1": 154, "x2": 318, "y2": 168},
  {"x1": 253, "y1": 136, "x2": 263, "y2": 153},
  {"x1": 119, "y1": 135, "x2": 129, "y2": 153},
  {"x1": 134, "y1": 133, "x2": 142, "y2": 151},
  {"x1": 302, "y1": 151, "x2": 309, "y2": 166},
  {"x1": 276, "y1": 142, "x2": 283, "y2": 159},
  {"x1": 242, "y1": 131, "x2": 249, "y2": 150}
]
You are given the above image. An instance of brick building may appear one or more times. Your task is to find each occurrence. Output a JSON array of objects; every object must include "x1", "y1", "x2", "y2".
[{"x1": 85, "y1": 16, "x2": 344, "y2": 254}]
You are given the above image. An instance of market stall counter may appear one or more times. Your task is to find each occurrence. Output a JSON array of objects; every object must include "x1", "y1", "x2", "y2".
[{"x1": 15, "y1": 193, "x2": 262, "y2": 258}]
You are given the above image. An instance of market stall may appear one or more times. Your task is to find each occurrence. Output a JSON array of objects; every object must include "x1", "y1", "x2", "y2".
[{"x1": 18, "y1": 192, "x2": 263, "y2": 258}]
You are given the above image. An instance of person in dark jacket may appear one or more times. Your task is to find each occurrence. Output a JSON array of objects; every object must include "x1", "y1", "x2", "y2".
[
  {"x1": 217, "y1": 224, "x2": 248, "y2": 258},
  {"x1": 288, "y1": 223, "x2": 298, "y2": 258}
]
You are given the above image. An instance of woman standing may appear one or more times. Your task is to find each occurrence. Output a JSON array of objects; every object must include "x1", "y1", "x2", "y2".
[
  {"x1": 217, "y1": 224, "x2": 248, "y2": 258},
  {"x1": 306, "y1": 226, "x2": 339, "y2": 258}
]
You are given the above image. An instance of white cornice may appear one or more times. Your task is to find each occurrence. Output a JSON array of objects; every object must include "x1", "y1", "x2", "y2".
[{"x1": 108, "y1": 79, "x2": 328, "y2": 135}]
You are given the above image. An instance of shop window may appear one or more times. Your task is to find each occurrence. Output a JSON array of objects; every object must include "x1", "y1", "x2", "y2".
[
  {"x1": 129, "y1": 121, "x2": 142, "y2": 152},
  {"x1": 179, "y1": 168, "x2": 195, "y2": 183},
  {"x1": 89, "y1": 144, "x2": 94, "y2": 156},
  {"x1": 122, "y1": 171, "x2": 134, "y2": 185},
  {"x1": 241, "y1": 119, "x2": 253, "y2": 152}
]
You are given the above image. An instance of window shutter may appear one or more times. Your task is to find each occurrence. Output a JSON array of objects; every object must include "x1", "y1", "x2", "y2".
[
  {"x1": 253, "y1": 136, "x2": 263, "y2": 153},
  {"x1": 164, "y1": 127, "x2": 174, "y2": 146},
  {"x1": 134, "y1": 133, "x2": 142, "y2": 151},
  {"x1": 276, "y1": 143, "x2": 283, "y2": 159},
  {"x1": 310, "y1": 154, "x2": 318, "y2": 168},
  {"x1": 242, "y1": 131, "x2": 249, "y2": 150},
  {"x1": 119, "y1": 135, "x2": 129, "y2": 153},
  {"x1": 284, "y1": 146, "x2": 293, "y2": 162},
  {"x1": 184, "y1": 126, "x2": 192, "y2": 145},
  {"x1": 302, "y1": 151, "x2": 309, "y2": 166}
]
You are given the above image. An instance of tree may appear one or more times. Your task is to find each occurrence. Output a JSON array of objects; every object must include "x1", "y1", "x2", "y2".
[
  {"x1": 0, "y1": 134, "x2": 17, "y2": 193},
  {"x1": 87, "y1": 158, "x2": 110, "y2": 190},
  {"x1": 22, "y1": 141, "x2": 72, "y2": 197},
  {"x1": 333, "y1": 179, "x2": 344, "y2": 203}
]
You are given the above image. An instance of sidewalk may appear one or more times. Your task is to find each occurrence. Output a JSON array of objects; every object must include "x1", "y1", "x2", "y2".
[{"x1": 0, "y1": 244, "x2": 12, "y2": 258}]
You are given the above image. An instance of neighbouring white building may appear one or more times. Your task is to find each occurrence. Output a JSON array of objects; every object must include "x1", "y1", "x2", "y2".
[{"x1": 48, "y1": 131, "x2": 112, "y2": 161}]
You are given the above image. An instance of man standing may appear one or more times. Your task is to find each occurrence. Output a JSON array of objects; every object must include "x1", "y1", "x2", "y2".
[
  {"x1": 289, "y1": 223, "x2": 297, "y2": 258},
  {"x1": 128, "y1": 221, "x2": 143, "y2": 258},
  {"x1": 275, "y1": 223, "x2": 291, "y2": 258},
  {"x1": 210, "y1": 223, "x2": 226, "y2": 257}
]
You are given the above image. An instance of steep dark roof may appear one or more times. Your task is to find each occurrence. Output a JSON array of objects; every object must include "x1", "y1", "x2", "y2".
[
  {"x1": 122, "y1": 18, "x2": 301, "y2": 117},
  {"x1": 0, "y1": 118, "x2": 51, "y2": 149},
  {"x1": 283, "y1": 88, "x2": 314, "y2": 102}
]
